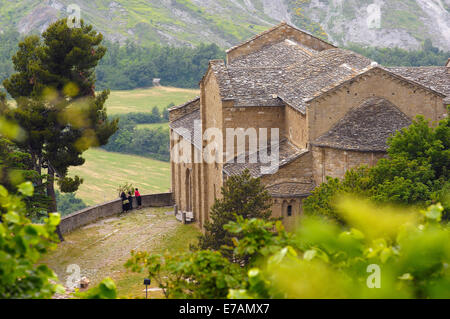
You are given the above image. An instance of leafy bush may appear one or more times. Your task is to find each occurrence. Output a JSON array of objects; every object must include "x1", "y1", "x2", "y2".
[
  {"x1": 0, "y1": 182, "x2": 64, "y2": 298},
  {"x1": 75, "y1": 278, "x2": 117, "y2": 299},
  {"x1": 125, "y1": 250, "x2": 244, "y2": 299},
  {"x1": 304, "y1": 114, "x2": 450, "y2": 222},
  {"x1": 229, "y1": 200, "x2": 450, "y2": 299}
]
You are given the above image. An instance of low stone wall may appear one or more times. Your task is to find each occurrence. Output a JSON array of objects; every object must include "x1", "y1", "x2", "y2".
[{"x1": 59, "y1": 193, "x2": 173, "y2": 235}]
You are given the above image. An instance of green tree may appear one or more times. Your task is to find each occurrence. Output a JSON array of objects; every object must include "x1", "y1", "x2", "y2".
[
  {"x1": 126, "y1": 250, "x2": 244, "y2": 299},
  {"x1": 198, "y1": 169, "x2": 272, "y2": 258},
  {"x1": 55, "y1": 191, "x2": 87, "y2": 217},
  {"x1": 304, "y1": 114, "x2": 450, "y2": 222},
  {"x1": 151, "y1": 106, "x2": 160, "y2": 119},
  {"x1": 2, "y1": 19, "x2": 118, "y2": 240},
  {"x1": 0, "y1": 137, "x2": 50, "y2": 220}
]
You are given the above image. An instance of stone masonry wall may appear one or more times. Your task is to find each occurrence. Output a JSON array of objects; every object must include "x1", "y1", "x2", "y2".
[
  {"x1": 262, "y1": 151, "x2": 314, "y2": 186},
  {"x1": 312, "y1": 146, "x2": 386, "y2": 185},
  {"x1": 285, "y1": 105, "x2": 308, "y2": 149},
  {"x1": 222, "y1": 105, "x2": 285, "y2": 160},
  {"x1": 308, "y1": 69, "x2": 446, "y2": 141},
  {"x1": 169, "y1": 98, "x2": 200, "y2": 122},
  {"x1": 59, "y1": 193, "x2": 173, "y2": 234}
]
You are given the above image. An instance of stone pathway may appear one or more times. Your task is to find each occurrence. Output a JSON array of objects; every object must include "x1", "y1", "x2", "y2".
[{"x1": 40, "y1": 206, "x2": 199, "y2": 298}]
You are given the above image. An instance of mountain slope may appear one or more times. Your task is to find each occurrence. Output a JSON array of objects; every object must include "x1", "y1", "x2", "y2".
[{"x1": 0, "y1": 0, "x2": 449, "y2": 50}]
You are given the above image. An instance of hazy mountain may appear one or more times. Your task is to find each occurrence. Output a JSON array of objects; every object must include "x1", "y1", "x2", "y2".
[{"x1": 0, "y1": 0, "x2": 449, "y2": 50}]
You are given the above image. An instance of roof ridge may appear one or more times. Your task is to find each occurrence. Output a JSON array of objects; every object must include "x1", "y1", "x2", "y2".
[
  {"x1": 168, "y1": 96, "x2": 200, "y2": 112},
  {"x1": 306, "y1": 66, "x2": 446, "y2": 106},
  {"x1": 226, "y1": 21, "x2": 335, "y2": 54},
  {"x1": 168, "y1": 108, "x2": 200, "y2": 126}
]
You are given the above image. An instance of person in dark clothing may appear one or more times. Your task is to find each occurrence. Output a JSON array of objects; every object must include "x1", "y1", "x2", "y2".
[
  {"x1": 135, "y1": 188, "x2": 142, "y2": 209},
  {"x1": 120, "y1": 191, "x2": 128, "y2": 213},
  {"x1": 128, "y1": 191, "x2": 133, "y2": 211}
]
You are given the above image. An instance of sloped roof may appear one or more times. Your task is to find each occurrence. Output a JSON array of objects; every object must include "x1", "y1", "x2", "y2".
[
  {"x1": 312, "y1": 97, "x2": 412, "y2": 152},
  {"x1": 169, "y1": 109, "x2": 202, "y2": 150},
  {"x1": 223, "y1": 140, "x2": 307, "y2": 178},
  {"x1": 168, "y1": 96, "x2": 200, "y2": 112},
  {"x1": 226, "y1": 22, "x2": 335, "y2": 55},
  {"x1": 211, "y1": 47, "x2": 374, "y2": 113},
  {"x1": 387, "y1": 66, "x2": 450, "y2": 104},
  {"x1": 229, "y1": 39, "x2": 317, "y2": 68},
  {"x1": 279, "y1": 48, "x2": 373, "y2": 112},
  {"x1": 266, "y1": 182, "x2": 315, "y2": 198}
]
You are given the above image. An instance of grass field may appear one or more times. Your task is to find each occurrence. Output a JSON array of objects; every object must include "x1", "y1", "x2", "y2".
[
  {"x1": 40, "y1": 207, "x2": 201, "y2": 298},
  {"x1": 105, "y1": 86, "x2": 199, "y2": 115},
  {"x1": 136, "y1": 122, "x2": 170, "y2": 130},
  {"x1": 69, "y1": 148, "x2": 171, "y2": 206}
]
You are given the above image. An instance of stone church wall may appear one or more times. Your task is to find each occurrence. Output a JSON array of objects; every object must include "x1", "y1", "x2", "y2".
[
  {"x1": 311, "y1": 146, "x2": 386, "y2": 185},
  {"x1": 308, "y1": 69, "x2": 446, "y2": 142},
  {"x1": 285, "y1": 105, "x2": 308, "y2": 149},
  {"x1": 222, "y1": 105, "x2": 285, "y2": 160}
]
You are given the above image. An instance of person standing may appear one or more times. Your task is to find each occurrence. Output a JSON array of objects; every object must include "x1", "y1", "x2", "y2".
[
  {"x1": 135, "y1": 188, "x2": 142, "y2": 209},
  {"x1": 120, "y1": 191, "x2": 128, "y2": 213},
  {"x1": 128, "y1": 191, "x2": 133, "y2": 211}
]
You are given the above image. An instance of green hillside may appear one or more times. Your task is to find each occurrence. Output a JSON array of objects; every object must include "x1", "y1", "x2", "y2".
[
  {"x1": 105, "y1": 86, "x2": 198, "y2": 115},
  {"x1": 69, "y1": 148, "x2": 171, "y2": 206},
  {"x1": 0, "y1": 0, "x2": 276, "y2": 48},
  {"x1": 0, "y1": 0, "x2": 448, "y2": 51}
]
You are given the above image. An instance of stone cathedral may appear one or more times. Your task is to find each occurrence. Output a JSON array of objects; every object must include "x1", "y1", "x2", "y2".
[{"x1": 169, "y1": 22, "x2": 450, "y2": 230}]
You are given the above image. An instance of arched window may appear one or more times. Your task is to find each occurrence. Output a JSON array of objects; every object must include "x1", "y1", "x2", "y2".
[{"x1": 287, "y1": 205, "x2": 292, "y2": 217}]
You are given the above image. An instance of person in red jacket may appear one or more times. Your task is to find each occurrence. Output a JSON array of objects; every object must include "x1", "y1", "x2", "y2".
[{"x1": 135, "y1": 188, "x2": 142, "y2": 209}]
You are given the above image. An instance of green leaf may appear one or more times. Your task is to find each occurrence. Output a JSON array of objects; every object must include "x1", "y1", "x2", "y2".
[
  {"x1": 303, "y1": 249, "x2": 317, "y2": 261},
  {"x1": 0, "y1": 185, "x2": 8, "y2": 197},
  {"x1": 424, "y1": 204, "x2": 443, "y2": 222},
  {"x1": 18, "y1": 182, "x2": 34, "y2": 197},
  {"x1": 398, "y1": 273, "x2": 414, "y2": 281},
  {"x1": 4, "y1": 211, "x2": 20, "y2": 224},
  {"x1": 48, "y1": 213, "x2": 61, "y2": 227}
]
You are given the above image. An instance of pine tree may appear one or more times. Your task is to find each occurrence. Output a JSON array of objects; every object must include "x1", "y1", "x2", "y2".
[
  {"x1": 2, "y1": 19, "x2": 118, "y2": 240},
  {"x1": 198, "y1": 169, "x2": 272, "y2": 258}
]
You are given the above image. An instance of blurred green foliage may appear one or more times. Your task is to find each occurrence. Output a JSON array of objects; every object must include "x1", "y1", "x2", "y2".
[
  {"x1": 0, "y1": 182, "x2": 64, "y2": 298},
  {"x1": 125, "y1": 197, "x2": 450, "y2": 299},
  {"x1": 75, "y1": 278, "x2": 117, "y2": 299},
  {"x1": 228, "y1": 199, "x2": 450, "y2": 299},
  {"x1": 125, "y1": 250, "x2": 244, "y2": 299}
]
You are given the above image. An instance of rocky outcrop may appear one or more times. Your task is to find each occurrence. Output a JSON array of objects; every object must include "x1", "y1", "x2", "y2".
[{"x1": 2, "y1": 0, "x2": 449, "y2": 50}]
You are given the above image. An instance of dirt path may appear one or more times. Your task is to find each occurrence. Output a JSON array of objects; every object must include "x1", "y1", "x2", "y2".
[{"x1": 41, "y1": 207, "x2": 200, "y2": 298}]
